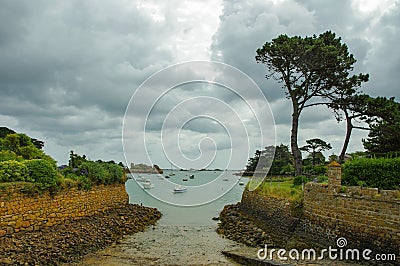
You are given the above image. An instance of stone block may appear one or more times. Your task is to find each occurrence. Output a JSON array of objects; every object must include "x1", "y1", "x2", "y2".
[{"x1": 6, "y1": 226, "x2": 14, "y2": 234}]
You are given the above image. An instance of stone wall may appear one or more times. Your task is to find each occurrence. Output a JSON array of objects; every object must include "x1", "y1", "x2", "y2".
[
  {"x1": 0, "y1": 184, "x2": 128, "y2": 237},
  {"x1": 239, "y1": 190, "x2": 301, "y2": 246},
  {"x1": 240, "y1": 184, "x2": 400, "y2": 253},
  {"x1": 303, "y1": 182, "x2": 400, "y2": 252}
]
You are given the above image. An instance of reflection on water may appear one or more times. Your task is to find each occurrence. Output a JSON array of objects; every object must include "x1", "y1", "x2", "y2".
[{"x1": 126, "y1": 170, "x2": 248, "y2": 225}]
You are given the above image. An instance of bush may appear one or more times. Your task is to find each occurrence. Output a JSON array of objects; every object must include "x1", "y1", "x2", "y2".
[
  {"x1": 102, "y1": 163, "x2": 124, "y2": 184},
  {"x1": 78, "y1": 161, "x2": 124, "y2": 185},
  {"x1": 79, "y1": 161, "x2": 108, "y2": 185},
  {"x1": 302, "y1": 165, "x2": 328, "y2": 176},
  {"x1": 77, "y1": 175, "x2": 92, "y2": 190},
  {"x1": 23, "y1": 159, "x2": 57, "y2": 190},
  {"x1": 0, "y1": 160, "x2": 30, "y2": 182},
  {"x1": 293, "y1": 175, "x2": 310, "y2": 186},
  {"x1": 316, "y1": 175, "x2": 328, "y2": 183},
  {"x1": 342, "y1": 157, "x2": 400, "y2": 190},
  {"x1": 0, "y1": 150, "x2": 22, "y2": 162}
]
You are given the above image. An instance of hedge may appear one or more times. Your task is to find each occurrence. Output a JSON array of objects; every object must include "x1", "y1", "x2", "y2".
[{"x1": 342, "y1": 157, "x2": 400, "y2": 190}]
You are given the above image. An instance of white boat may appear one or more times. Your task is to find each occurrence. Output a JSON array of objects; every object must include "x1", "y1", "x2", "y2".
[
  {"x1": 239, "y1": 181, "x2": 245, "y2": 186},
  {"x1": 173, "y1": 185, "x2": 187, "y2": 193},
  {"x1": 136, "y1": 175, "x2": 147, "y2": 182},
  {"x1": 223, "y1": 177, "x2": 229, "y2": 181},
  {"x1": 143, "y1": 180, "x2": 154, "y2": 189}
]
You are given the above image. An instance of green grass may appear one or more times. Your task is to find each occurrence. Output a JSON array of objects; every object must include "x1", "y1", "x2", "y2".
[{"x1": 253, "y1": 178, "x2": 303, "y2": 202}]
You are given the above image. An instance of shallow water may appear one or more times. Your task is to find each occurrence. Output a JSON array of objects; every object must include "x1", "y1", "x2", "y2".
[
  {"x1": 72, "y1": 224, "x2": 243, "y2": 265},
  {"x1": 68, "y1": 171, "x2": 248, "y2": 265},
  {"x1": 126, "y1": 170, "x2": 249, "y2": 225}
]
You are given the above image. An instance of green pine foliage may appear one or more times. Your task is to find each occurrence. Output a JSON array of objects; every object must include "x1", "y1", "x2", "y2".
[{"x1": 342, "y1": 157, "x2": 400, "y2": 190}]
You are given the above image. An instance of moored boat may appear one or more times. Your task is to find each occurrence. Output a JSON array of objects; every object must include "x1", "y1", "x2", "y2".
[
  {"x1": 143, "y1": 180, "x2": 154, "y2": 189},
  {"x1": 173, "y1": 185, "x2": 187, "y2": 193},
  {"x1": 136, "y1": 175, "x2": 148, "y2": 182}
]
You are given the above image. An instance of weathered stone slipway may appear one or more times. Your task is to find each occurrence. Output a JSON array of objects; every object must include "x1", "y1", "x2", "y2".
[{"x1": 0, "y1": 184, "x2": 161, "y2": 265}]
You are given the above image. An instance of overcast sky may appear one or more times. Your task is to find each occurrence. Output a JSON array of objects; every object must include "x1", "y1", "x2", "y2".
[{"x1": 0, "y1": 0, "x2": 399, "y2": 169}]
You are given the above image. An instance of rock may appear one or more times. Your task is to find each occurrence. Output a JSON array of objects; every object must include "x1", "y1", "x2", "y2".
[{"x1": 216, "y1": 203, "x2": 273, "y2": 248}]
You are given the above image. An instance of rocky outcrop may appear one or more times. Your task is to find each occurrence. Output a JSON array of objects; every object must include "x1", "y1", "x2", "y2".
[{"x1": 217, "y1": 203, "x2": 273, "y2": 248}]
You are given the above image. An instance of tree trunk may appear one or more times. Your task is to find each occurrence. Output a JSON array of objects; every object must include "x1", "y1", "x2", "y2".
[
  {"x1": 291, "y1": 105, "x2": 303, "y2": 176},
  {"x1": 338, "y1": 113, "x2": 353, "y2": 164},
  {"x1": 312, "y1": 151, "x2": 316, "y2": 166}
]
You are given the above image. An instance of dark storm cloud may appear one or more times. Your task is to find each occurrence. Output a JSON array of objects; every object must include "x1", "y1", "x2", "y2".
[
  {"x1": 0, "y1": 0, "x2": 177, "y2": 163},
  {"x1": 211, "y1": 0, "x2": 400, "y2": 154},
  {"x1": 1, "y1": 0, "x2": 399, "y2": 166}
]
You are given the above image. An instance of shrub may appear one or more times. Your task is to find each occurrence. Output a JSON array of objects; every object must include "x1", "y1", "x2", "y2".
[
  {"x1": 23, "y1": 159, "x2": 57, "y2": 190},
  {"x1": 0, "y1": 160, "x2": 29, "y2": 182},
  {"x1": 302, "y1": 165, "x2": 328, "y2": 176},
  {"x1": 316, "y1": 175, "x2": 328, "y2": 183},
  {"x1": 79, "y1": 161, "x2": 108, "y2": 185},
  {"x1": 102, "y1": 163, "x2": 124, "y2": 184},
  {"x1": 77, "y1": 175, "x2": 92, "y2": 190},
  {"x1": 0, "y1": 150, "x2": 22, "y2": 162},
  {"x1": 293, "y1": 175, "x2": 310, "y2": 186},
  {"x1": 78, "y1": 161, "x2": 124, "y2": 185},
  {"x1": 342, "y1": 157, "x2": 400, "y2": 190}
]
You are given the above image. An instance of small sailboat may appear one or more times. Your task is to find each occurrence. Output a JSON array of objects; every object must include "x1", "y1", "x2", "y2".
[
  {"x1": 189, "y1": 174, "x2": 194, "y2": 179},
  {"x1": 222, "y1": 177, "x2": 229, "y2": 181},
  {"x1": 173, "y1": 185, "x2": 187, "y2": 193}
]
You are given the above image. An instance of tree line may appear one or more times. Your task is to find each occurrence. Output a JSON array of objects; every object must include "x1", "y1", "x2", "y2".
[{"x1": 0, "y1": 127, "x2": 126, "y2": 192}]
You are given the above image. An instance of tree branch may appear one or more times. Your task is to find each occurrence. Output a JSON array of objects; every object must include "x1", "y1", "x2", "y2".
[{"x1": 353, "y1": 126, "x2": 370, "y2": 131}]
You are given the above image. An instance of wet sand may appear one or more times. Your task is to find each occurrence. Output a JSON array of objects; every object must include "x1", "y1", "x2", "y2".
[{"x1": 66, "y1": 223, "x2": 243, "y2": 266}]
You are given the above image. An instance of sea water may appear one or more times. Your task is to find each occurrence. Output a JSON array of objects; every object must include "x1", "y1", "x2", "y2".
[{"x1": 125, "y1": 170, "x2": 248, "y2": 225}]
